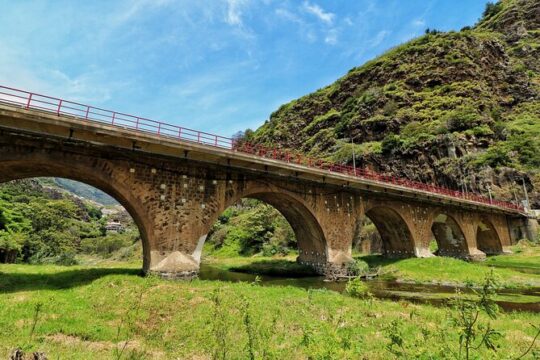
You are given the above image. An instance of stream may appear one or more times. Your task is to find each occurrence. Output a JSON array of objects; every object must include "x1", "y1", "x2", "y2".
[{"x1": 198, "y1": 264, "x2": 540, "y2": 313}]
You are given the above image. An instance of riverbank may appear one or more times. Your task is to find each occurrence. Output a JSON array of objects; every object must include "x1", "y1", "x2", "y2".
[
  {"x1": 1, "y1": 262, "x2": 539, "y2": 359},
  {"x1": 204, "y1": 242, "x2": 540, "y2": 289}
]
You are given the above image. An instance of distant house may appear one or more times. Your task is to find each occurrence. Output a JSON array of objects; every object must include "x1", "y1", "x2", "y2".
[{"x1": 105, "y1": 221, "x2": 124, "y2": 233}]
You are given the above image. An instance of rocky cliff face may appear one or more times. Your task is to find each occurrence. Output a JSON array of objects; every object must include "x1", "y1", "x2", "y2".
[{"x1": 250, "y1": 0, "x2": 540, "y2": 207}]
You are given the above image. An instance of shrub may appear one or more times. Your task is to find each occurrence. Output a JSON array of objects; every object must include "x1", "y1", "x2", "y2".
[
  {"x1": 345, "y1": 277, "x2": 370, "y2": 298},
  {"x1": 303, "y1": 109, "x2": 341, "y2": 135},
  {"x1": 444, "y1": 107, "x2": 481, "y2": 132},
  {"x1": 482, "y1": 2, "x2": 503, "y2": 19},
  {"x1": 80, "y1": 233, "x2": 134, "y2": 256},
  {"x1": 54, "y1": 251, "x2": 78, "y2": 266},
  {"x1": 381, "y1": 134, "x2": 403, "y2": 154},
  {"x1": 346, "y1": 259, "x2": 369, "y2": 276},
  {"x1": 383, "y1": 100, "x2": 398, "y2": 116},
  {"x1": 475, "y1": 146, "x2": 511, "y2": 168}
]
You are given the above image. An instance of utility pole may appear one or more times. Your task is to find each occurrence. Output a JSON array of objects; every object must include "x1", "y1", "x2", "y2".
[
  {"x1": 523, "y1": 178, "x2": 530, "y2": 210},
  {"x1": 351, "y1": 136, "x2": 357, "y2": 174},
  {"x1": 486, "y1": 183, "x2": 492, "y2": 204}
]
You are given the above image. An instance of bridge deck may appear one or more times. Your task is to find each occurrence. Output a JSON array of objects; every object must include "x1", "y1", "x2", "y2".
[{"x1": 0, "y1": 85, "x2": 524, "y2": 216}]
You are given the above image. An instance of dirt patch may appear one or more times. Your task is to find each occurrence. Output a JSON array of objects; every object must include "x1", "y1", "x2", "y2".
[
  {"x1": 47, "y1": 334, "x2": 113, "y2": 351},
  {"x1": 46, "y1": 333, "x2": 165, "y2": 358}
]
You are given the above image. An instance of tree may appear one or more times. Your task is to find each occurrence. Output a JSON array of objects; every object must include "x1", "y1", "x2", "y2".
[{"x1": 482, "y1": 2, "x2": 503, "y2": 19}]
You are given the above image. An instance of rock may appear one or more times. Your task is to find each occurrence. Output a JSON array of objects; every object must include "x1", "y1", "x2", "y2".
[
  {"x1": 10, "y1": 349, "x2": 24, "y2": 360},
  {"x1": 9, "y1": 349, "x2": 47, "y2": 360}
]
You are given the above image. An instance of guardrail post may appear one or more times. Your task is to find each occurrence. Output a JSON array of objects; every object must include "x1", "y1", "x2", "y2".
[
  {"x1": 57, "y1": 100, "x2": 63, "y2": 116},
  {"x1": 112, "y1": 112, "x2": 116, "y2": 125},
  {"x1": 26, "y1": 93, "x2": 33, "y2": 109},
  {"x1": 135, "y1": 117, "x2": 140, "y2": 130},
  {"x1": 178, "y1": 127, "x2": 182, "y2": 139},
  {"x1": 197, "y1": 132, "x2": 201, "y2": 143},
  {"x1": 157, "y1": 123, "x2": 161, "y2": 135},
  {"x1": 85, "y1": 106, "x2": 90, "y2": 119}
]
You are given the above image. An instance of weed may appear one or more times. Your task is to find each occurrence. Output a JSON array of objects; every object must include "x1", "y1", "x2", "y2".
[
  {"x1": 345, "y1": 277, "x2": 370, "y2": 298},
  {"x1": 515, "y1": 324, "x2": 540, "y2": 359},
  {"x1": 210, "y1": 288, "x2": 228, "y2": 360},
  {"x1": 240, "y1": 296, "x2": 256, "y2": 360},
  {"x1": 384, "y1": 319, "x2": 405, "y2": 356},
  {"x1": 29, "y1": 302, "x2": 43, "y2": 338},
  {"x1": 451, "y1": 270, "x2": 502, "y2": 359},
  {"x1": 113, "y1": 286, "x2": 145, "y2": 360}
]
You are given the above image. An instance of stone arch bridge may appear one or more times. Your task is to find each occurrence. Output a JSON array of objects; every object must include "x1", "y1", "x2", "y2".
[{"x1": 0, "y1": 86, "x2": 537, "y2": 278}]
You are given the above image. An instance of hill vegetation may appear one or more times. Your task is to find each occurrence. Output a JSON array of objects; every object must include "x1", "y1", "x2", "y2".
[
  {"x1": 0, "y1": 179, "x2": 138, "y2": 265},
  {"x1": 245, "y1": 0, "x2": 540, "y2": 208}
]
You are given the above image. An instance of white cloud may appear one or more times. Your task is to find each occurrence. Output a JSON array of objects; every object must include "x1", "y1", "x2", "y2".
[
  {"x1": 302, "y1": 1, "x2": 335, "y2": 25},
  {"x1": 412, "y1": 18, "x2": 426, "y2": 27},
  {"x1": 370, "y1": 30, "x2": 390, "y2": 47},
  {"x1": 113, "y1": 0, "x2": 173, "y2": 27},
  {"x1": 325, "y1": 29, "x2": 338, "y2": 45},
  {"x1": 224, "y1": 0, "x2": 248, "y2": 26},
  {"x1": 275, "y1": 8, "x2": 303, "y2": 24}
]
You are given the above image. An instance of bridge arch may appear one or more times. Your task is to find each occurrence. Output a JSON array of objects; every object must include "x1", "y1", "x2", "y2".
[
  {"x1": 476, "y1": 218, "x2": 503, "y2": 255},
  {"x1": 0, "y1": 157, "x2": 153, "y2": 272},
  {"x1": 430, "y1": 213, "x2": 468, "y2": 257},
  {"x1": 217, "y1": 186, "x2": 329, "y2": 268},
  {"x1": 365, "y1": 206, "x2": 415, "y2": 257}
]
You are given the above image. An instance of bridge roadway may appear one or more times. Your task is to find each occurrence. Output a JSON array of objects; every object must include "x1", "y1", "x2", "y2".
[{"x1": 0, "y1": 85, "x2": 537, "y2": 277}]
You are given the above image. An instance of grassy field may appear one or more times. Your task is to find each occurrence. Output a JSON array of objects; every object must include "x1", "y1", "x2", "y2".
[
  {"x1": 360, "y1": 255, "x2": 540, "y2": 289},
  {"x1": 364, "y1": 242, "x2": 540, "y2": 289},
  {"x1": 485, "y1": 241, "x2": 540, "y2": 273},
  {"x1": 1, "y1": 261, "x2": 539, "y2": 359},
  {"x1": 1, "y1": 244, "x2": 539, "y2": 358}
]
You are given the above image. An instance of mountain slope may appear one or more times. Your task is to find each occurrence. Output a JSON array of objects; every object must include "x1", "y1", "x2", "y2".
[{"x1": 249, "y1": 0, "x2": 540, "y2": 207}]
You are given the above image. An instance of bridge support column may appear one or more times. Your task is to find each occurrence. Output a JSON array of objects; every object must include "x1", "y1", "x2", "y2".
[
  {"x1": 295, "y1": 192, "x2": 359, "y2": 276},
  {"x1": 508, "y1": 217, "x2": 539, "y2": 243},
  {"x1": 138, "y1": 167, "x2": 230, "y2": 279}
]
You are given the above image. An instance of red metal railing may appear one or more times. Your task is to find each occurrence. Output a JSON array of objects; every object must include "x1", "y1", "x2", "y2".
[{"x1": 0, "y1": 85, "x2": 524, "y2": 213}]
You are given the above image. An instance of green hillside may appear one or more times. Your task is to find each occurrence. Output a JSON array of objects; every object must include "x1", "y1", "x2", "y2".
[
  {"x1": 248, "y1": 0, "x2": 539, "y2": 207},
  {"x1": 0, "y1": 179, "x2": 139, "y2": 265}
]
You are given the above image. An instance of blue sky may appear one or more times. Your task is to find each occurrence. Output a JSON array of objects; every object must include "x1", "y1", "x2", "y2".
[{"x1": 0, "y1": 0, "x2": 489, "y2": 136}]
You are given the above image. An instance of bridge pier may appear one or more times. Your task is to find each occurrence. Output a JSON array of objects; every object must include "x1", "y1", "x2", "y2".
[{"x1": 508, "y1": 216, "x2": 539, "y2": 243}]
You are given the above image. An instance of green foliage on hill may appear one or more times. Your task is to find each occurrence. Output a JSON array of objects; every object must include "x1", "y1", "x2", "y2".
[
  {"x1": 205, "y1": 199, "x2": 296, "y2": 258},
  {"x1": 0, "y1": 179, "x2": 139, "y2": 265},
  {"x1": 249, "y1": 0, "x2": 540, "y2": 206}
]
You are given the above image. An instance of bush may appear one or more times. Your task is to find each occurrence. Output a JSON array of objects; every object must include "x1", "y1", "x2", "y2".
[
  {"x1": 346, "y1": 259, "x2": 369, "y2": 276},
  {"x1": 80, "y1": 233, "x2": 134, "y2": 256},
  {"x1": 482, "y1": 2, "x2": 503, "y2": 19},
  {"x1": 54, "y1": 251, "x2": 78, "y2": 266},
  {"x1": 475, "y1": 146, "x2": 511, "y2": 168},
  {"x1": 345, "y1": 277, "x2": 370, "y2": 298},
  {"x1": 444, "y1": 107, "x2": 481, "y2": 132},
  {"x1": 381, "y1": 134, "x2": 403, "y2": 154}
]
